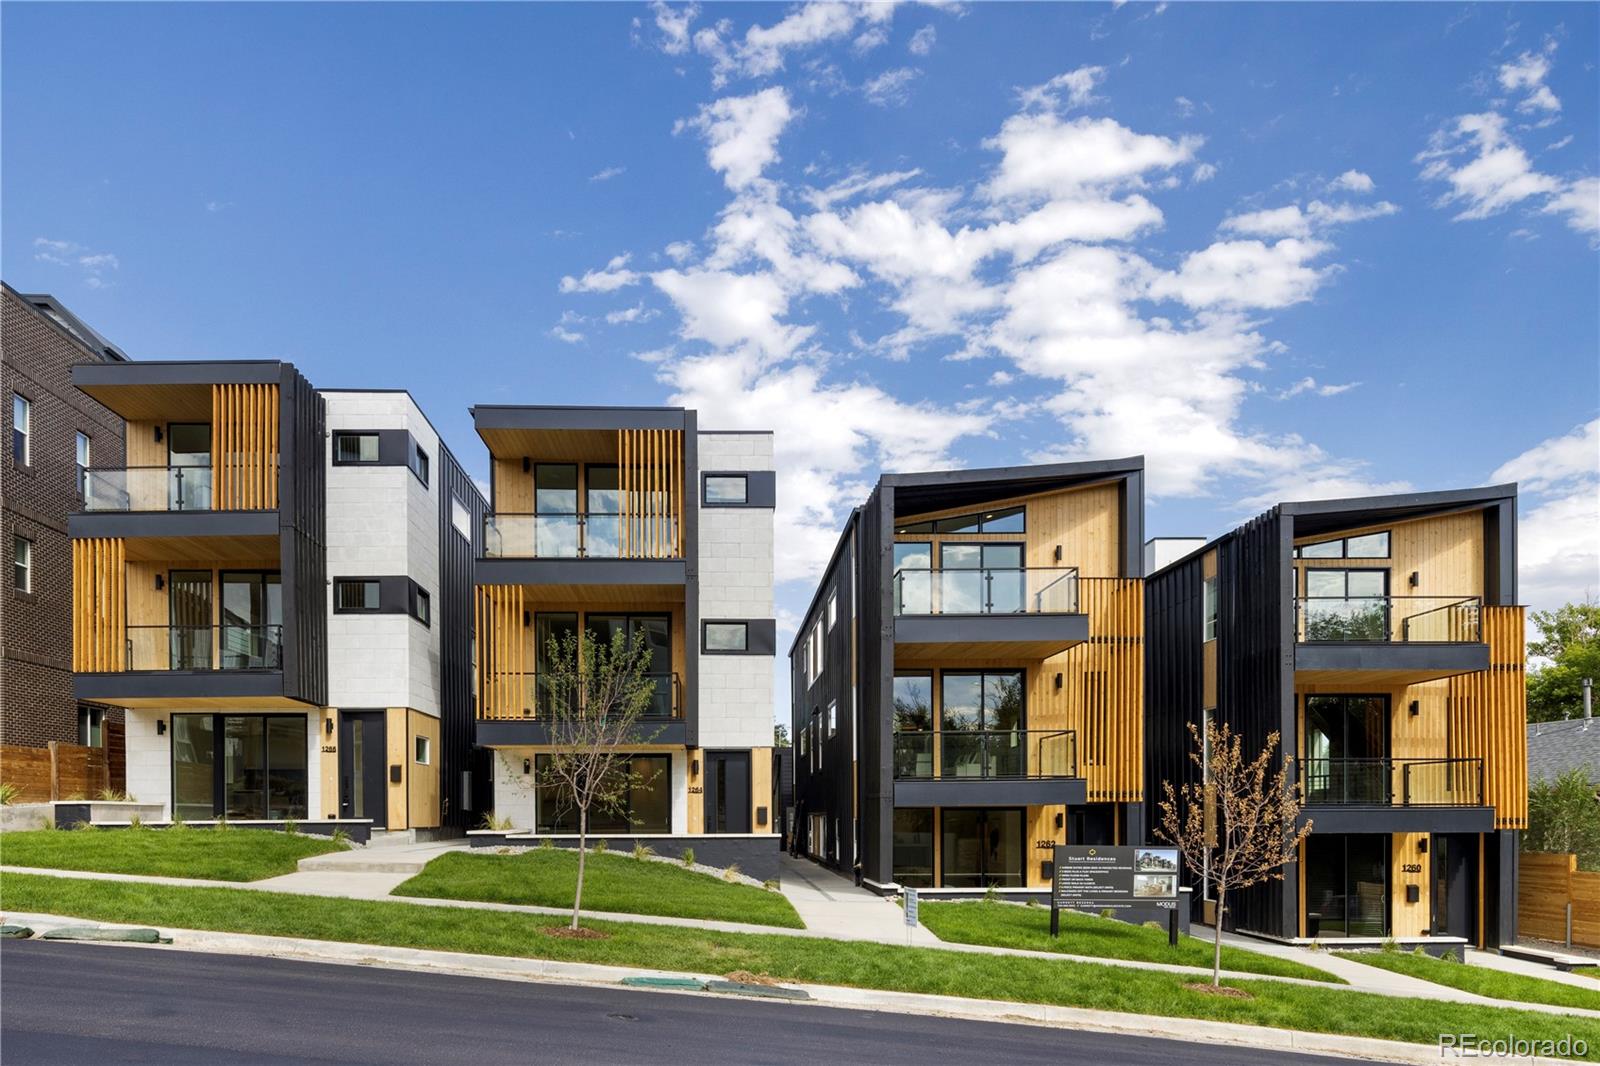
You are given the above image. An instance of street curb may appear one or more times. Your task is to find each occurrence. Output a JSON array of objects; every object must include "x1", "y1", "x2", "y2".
[{"x1": 5, "y1": 910, "x2": 1577, "y2": 1065}]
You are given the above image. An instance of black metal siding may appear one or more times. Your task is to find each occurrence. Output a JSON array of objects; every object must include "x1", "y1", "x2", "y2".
[
  {"x1": 279, "y1": 367, "x2": 327, "y2": 707},
  {"x1": 859, "y1": 486, "x2": 893, "y2": 885},
  {"x1": 438, "y1": 443, "x2": 488, "y2": 831},
  {"x1": 1144, "y1": 552, "x2": 1205, "y2": 850}
]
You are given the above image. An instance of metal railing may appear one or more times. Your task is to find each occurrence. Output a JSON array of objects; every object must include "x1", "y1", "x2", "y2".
[
  {"x1": 1294, "y1": 596, "x2": 1482, "y2": 643},
  {"x1": 482, "y1": 512, "x2": 680, "y2": 560},
  {"x1": 892, "y1": 567, "x2": 1080, "y2": 616},
  {"x1": 892, "y1": 729, "x2": 1077, "y2": 780},
  {"x1": 124, "y1": 624, "x2": 283, "y2": 671},
  {"x1": 477, "y1": 671, "x2": 682, "y2": 721},
  {"x1": 83, "y1": 465, "x2": 215, "y2": 512},
  {"x1": 1301, "y1": 757, "x2": 1483, "y2": 807}
]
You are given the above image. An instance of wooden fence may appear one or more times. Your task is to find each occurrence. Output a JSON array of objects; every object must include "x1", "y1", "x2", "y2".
[
  {"x1": 1519, "y1": 851, "x2": 1600, "y2": 949},
  {"x1": 0, "y1": 740, "x2": 118, "y2": 803}
]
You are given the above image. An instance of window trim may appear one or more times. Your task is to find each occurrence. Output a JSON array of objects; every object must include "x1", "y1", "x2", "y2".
[
  {"x1": 414, "y1": 735, "x2": 432, "y2": 765},
  {"x1": 332, "y1": 432, "x2": 382, "y2": 465},
  {"x1": 826, "y1": 590, "x2": 838, "y2": 630},
  {"x1": 1203, "y1": 576, "x2": 1218, "y2": 642},
  {"x1": 334, "y1": 578, "x2": 382, "y2": 613},
  {"x1": 408, "y1": 440, "x2": 430, "y2": 486},
  {"x1": 703, "y1": 621, "x2": 749, "y2": 652},
  {"x1": 75, "y1": 431, "x2": 92, "y2": 497},
  {"x1": 12, "y1": 392, "x2": 32, "y2": 468},
  {"x1": 411, "y1": 586, "x2": 431, "y2": 627},
  {"x1": 13, "y1": 534, "x2": 34, "y2": 594},
  {"x1": 702, "y1": 473, "x2": 749, "y2": 506}
]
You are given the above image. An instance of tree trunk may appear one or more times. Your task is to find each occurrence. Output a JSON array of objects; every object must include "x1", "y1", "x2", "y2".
[
  {"x1": 572, "y1": 807, "x2": 587, "y2": 931},
  {"x1": 1212, "y1": 891, "x2": 1225, "y2": 987}
]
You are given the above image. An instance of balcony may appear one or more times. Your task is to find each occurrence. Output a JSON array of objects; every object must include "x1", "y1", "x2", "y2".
[
  {"x1": 477, "y1": 512, "x2": 686, "y2": 589},
  {"x1": 475, "y1": 671, "x2": 684, "y2": 746},
  {"x1": 891, "y1": 729, "x2": 1086, "y2": 806},
  {"x1": 483, "y1": 512, "x2": 641, "y2": 559},
  {"x1": 83, "y1": 465, "x2": 217, "y2": 512},
  {"x1": 72, "y1": 465, "x2": 282, "y2": 542},
  {"x1": 1299, "y1": 757, "x2": 1493, "y2": 833},
  {"x1": 1294, "y1": 596, "x2": 1490, "y2": 685},
  {"x1": 74, "y1": 624, "x2": 293, "y2": 706},
  {"x1": 892, "y1": 567, "x2": 1089, "y2": 662}
]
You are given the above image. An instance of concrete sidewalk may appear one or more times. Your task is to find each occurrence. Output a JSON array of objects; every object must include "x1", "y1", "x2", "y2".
[
  {"x1": 775, "y1": 854, "x2": 942, "y2": 946},
  {"x1": 0, "y1": 910, "x2": 1488, "y2": 1065}
]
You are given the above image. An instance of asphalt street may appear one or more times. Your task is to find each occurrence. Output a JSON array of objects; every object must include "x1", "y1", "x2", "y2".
[{"x1": 1, "y1": 940, "x2": 1387, "y2": 1065}]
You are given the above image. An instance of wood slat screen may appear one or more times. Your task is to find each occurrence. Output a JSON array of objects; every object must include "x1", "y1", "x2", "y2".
[
  {"x1": 1518, "y1": 852, "x2": 1599, "y2": 948},
  {"x1": 0, "y1": 743, "x2": 110, "y2": 803},
  {"x1": 72, "y1": 537, "x2": 126, "y2": 672},
  {"x1": 474, "y1": 584, "x2": 527, "y2": 720},
  {"x1": 212, "y1": 383, "x2": 280, "y2": 510},
  {"x1": 1447, "y1": 605, "x2": 1527, "y2": 829},
  {"x1": 1067, "y1": 577, "x2": 1144, "y2": 803},
  {"x1": 618, "y1": 428, "x2": 683, "y2": 559}
]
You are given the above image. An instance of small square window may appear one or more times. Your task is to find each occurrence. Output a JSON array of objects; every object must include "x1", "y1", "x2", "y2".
[
  {"x1": 413, "y1": 587, "x2": 431, "y2": 626},
  {"x1": 335, "y1": 579, "x2": 380, "y2": 611},
  {"x1": 705, "y1": 621, "x2": 748, "y2": 651},
  {"x1": 414, "y1": 735, "x2": 431, "y2": 765},
  {"x1": 334, "y1": 432, "x2": 380, "y2": 464},
  {"x1": 13, "y1": 535, "x2": 33, "y2": 593},
  {"x1": 704, "y1": 474, "x2": 747, "y2": 505}
]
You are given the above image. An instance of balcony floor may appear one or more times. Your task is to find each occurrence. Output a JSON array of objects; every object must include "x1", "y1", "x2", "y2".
[
  {"x1": 893, "y1": 612, "x2": 1089, "y2": 663},
  {"x1": 893, "y1": 776, "x2": 1087, "y2": 807},
  {"x1": 1294, "y1": 641, "x2": 1490, "y2": 686}
]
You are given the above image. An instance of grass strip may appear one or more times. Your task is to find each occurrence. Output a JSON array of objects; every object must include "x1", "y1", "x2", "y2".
[
  {"x1": 1335, "y1": 948, "x2": 1600, "y2": 1013},
  {"x1": 0, "y1": 828, "x2": 345, "y2": 882},
  {"x1": 3, "y1": 873, "x2": 1595, "y2": 1056},
  {"x1": 395, "y1": 849, "x2": 802, "y2": 928},
  {"x1": 919, "y1": 900, "x2": 1341, "y2": 984}
]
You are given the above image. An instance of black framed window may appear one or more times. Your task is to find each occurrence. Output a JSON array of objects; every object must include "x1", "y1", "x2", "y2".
[
  {"x1": 895, "y1": 505, "x2": 1026, "y2": 535},
  {"x1": 893, "y1": 808, "x2": 935, "y2": 888},
  {"x1": 940, "y1": 671, "x2": 1024, "y2": 778},
  {"x1": 704, "y1": 474, "x2": 747, "y2": 504},
  {"x1": 167, "y1": 423, "x2": 213, "y2": 512},
  {"x1": 334, "y1": 432, "x2": 380, "y2": 464},
  {"x1": 170, "y1": 713, "x2": 307, "y2": 820},
  {"x1": 335, "y1": 579, "x2": 380, "y2": 612},
  {"x1": 704, "y1": 621, "x2": 748, "y2": 652},
  {"x1": 1303, "y1": 694, "x2": 1390, "y2": 804},
  {"x1": 220, "y1": 571, "x2": 283, "y2": 669},
  {"x1": 1304, "y1": 834, "x2": 1389, "y2": 937},
  {"x1": 75, "y1": 432, "x2": 91, "y2": 496},
  {"x1": 1303, "y1": 568, "x2": 1390, "y2": 641},
  {"x1": 409, "y1": 441, "x2": 430, "y2": 486},
  {"x1": 585, "y1": 464, "x2": 621, "y2": 557},
  {"x1": 1296, "y1": 531, "x2": 1391, "y2": 559},
  {"x1": 12, "y1": 393, "x2": 30, "y2": 466},
  {"x1": 414, "y1": 735, "x2": 431, "y2": 765},
  {"x1": 535, "y1": 753, "x2": 669, "y2": 833},
  {"x1": 412, "y1": 587, "x2": 431, "y2": 626},
  {"x1": 1203, "y1": 576, "x2": 1218, "y2": 641},
  {"x1": 941, "y1": 808, "x2": 1025, "y2": 888},
  {"x1": 892, "y1": 542, "x2": 932, "y2": 613},
  {"x1": 79, "y1": 705, "x2": 105, "y2": 747}
]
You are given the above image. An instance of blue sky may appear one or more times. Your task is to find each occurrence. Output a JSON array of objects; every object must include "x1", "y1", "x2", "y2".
[{"x1": 5, "y1": 2, "x2": 1597, "y2": 720}]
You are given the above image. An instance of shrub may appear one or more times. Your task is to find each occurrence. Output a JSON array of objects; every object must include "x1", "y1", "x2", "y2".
[
  {"x1": 1440, "y1": 948, "x2": 1461, "y2": 964},
  {"x1": 0, "y1": 782, "x2": 20, "y2": 806},
  {"x1": 722, "y1": 863, "x2": 741, "y2": 883},
  {"x1": 592, "y1": 839, "x2": 609, "y2": 855},
  {"x1": 128, "y1": 814, "x2": 144, "y2": 830},
  {"x1": 97, "y1": 789, "x2": 134, "y2": 802},
  {"x1": 281, "y1": 818, "x2": 299, "y2": 836},
  {"x1": 213, "y1": 815, "x2": 231, "y2": 831},
  {"x1": 1099, "y1": 908, "x2": 1116, "y2": 921},
  {"x1": 633, "y1": 842, "x2": 655, "y2": 862},
  {"x1": 983, "y1": 884, "x2": 999, "y2": 903},
  {"x1": 330, "y1": 828, "x2": 351, "y2": 847},
  {"x1": 480, "y1": 811, "x2": 515, "y2": 831},
  {"x1": 538, "y1": 836, "x2": 554, "y2": 850},
  {"x1": 681, "y1": 847, "x2": 695, "y2": 868},
  {"x1": 763, "y1": 879, "x2": 780, "y2": 891},
  {"x1": 168, "y1": 811, "x2": 187, "y2": 829},
  {"x1": 70, "y1": 820, "x2": 97, "y2": 831}
]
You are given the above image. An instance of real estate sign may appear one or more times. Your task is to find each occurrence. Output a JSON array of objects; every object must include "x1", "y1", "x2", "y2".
[{"x1": 1051, "y1": 845, "x2": 1181, "y2": 914}]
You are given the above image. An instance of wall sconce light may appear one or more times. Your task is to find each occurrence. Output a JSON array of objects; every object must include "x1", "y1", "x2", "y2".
[
  {"x1": 691, "y1": 757, "x2": 700, "y2": 776},
  {"x1": 522, "y1": 758, "x2": 531, "y2": 775},
  {"x1": 1408, "y1": 570, "x2": 1419, "y2": 588},
  {"x1": 1055, "y1": 812, "x2": 1065, "y2": 830},
  {"x1": 325, "y1": 718, "x2": 334, "y2": 736},
  {"x1": 1417, "y1": 836, "x2": 1428, "y2": 854},
  {"x1": 1054, "y1": 672, "x2": 1063, "y2": 690},
  {"x1": 1408, "y1": 699, "x2": 1420, "y2": 717},
  {"x1": 523, "y1": 611, "x2": 531, "y2": 627},
  {"x1": 156, "y1": 720, "x2": 166, "y2": 735},
  {"x1": 1054, "y1": 545, "x2": 1063, "y2": 563},
  {"x1": 154, "y1": 574, "x2": 164, "y2": 590},
  {"x1": 522, "y1": 457, "x2": 531, "y2": 473},
  {"x1": 153, "y1": 426, "x2": 163, "y2": 443}
]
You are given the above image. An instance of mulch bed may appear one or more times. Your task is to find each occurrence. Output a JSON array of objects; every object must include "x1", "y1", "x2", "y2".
[
  {"x1": 724, "y1": 970, "x2": 780, "y2": 986},
  {"x1": 1182, "y1": 982, "x2": 1254, "y2": 999},
  {"x1": 542, "y1": 926, "x2": 611, "y2": 940}
]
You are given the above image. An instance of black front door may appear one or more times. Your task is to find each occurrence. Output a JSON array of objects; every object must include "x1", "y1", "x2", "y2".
[
  {"x1": 338, "y1": 712, "x2": 387, "y2": 828},
  {"x1": 703, "y1": 751, "x2": 750, "y2": 833},
  {"x1": 1432, "y1": 834, "x2": 1478, "y2": 940}
]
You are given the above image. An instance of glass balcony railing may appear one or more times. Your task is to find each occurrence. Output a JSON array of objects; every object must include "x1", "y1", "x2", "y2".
[
  {"x1": 1294, "y1": 596, "x2": 1482, "y2": 643},
  {"x1": 892, "y1": 729, "x2": 1078, "y2": 780},
  {"x1": 83, "y1": 465, "x2": 215, "y2": 512},
  {"x1": 477, "y1": 671, "x2": 681, "y2": 721},
  {"x1": 123, "y1": 624, "x2": 283, "y2": 671},
  {"x1": 482, "y1": 512, "x2": 677, "y2": 559},
  {"x1": 892, "y1": 567, "x2": 1079, "y2": 616},
  {"x1": 1301, "y1": 757, "x2": 1484, "y2": 807}
]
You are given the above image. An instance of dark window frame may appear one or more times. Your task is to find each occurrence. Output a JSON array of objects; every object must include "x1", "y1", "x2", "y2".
[
  {"x1": 534, "y1": 752, "x2": 671, "y2": 833},
  {"x1": 408, "y1": 440, "x2": 430, "y2": 486},
  {"x1": 169, "y1": 711, "x2": 309, "y2": 820},
  {"x1": 334, "y1": 578, "x2": 382, "y2": 613},
  {"x1": 1295, "y1": 530, "x2": 1392, "y2": 560},
  {"x1": 411, "y1": 585, "x2": 431, "y2": 627},
  {"x1": 13, "y1": 533, "x2": 34, "y2": 593},
  {"x1": 11, "y1": 391, "x2": 32, "y2": 469},
  {"x1": 703, "y1": 621, "x2": 749, "y2": 652},
  {"x1": 702, "y1": 473, "x2": 748, "y2": 506},
  {"x1": 333, "y1": 432, "x2": 382, "y2": 465}
]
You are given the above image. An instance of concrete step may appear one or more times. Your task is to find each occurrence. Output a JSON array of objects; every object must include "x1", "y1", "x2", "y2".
[
  {"x1": 1502, "y1": 944, "x2": 1599, "y2": 971},
  {"x1": 296, "y1": 843, "x2": 460, "y2": 875}
]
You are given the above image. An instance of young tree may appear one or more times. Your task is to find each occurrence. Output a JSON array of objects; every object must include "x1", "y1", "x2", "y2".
[
  {"x1": 1158, "y1": 720, "x2": 1313, "y2": 987},
  {"x1": 1527, "y1": 600, "x2": 1600, "y2": 723},
  {"x1": 539, "y1": 626, "x2": 662, "y2": 931}
]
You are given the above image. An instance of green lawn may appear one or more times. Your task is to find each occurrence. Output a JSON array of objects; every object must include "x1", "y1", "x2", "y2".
[
  {"x1": 3, "y1": 874, "x2": 1596, "y2": 1055},
  {"x1": 0, "y1": 828, "x2": 346, "y2": 882},
  {"x1": 1335, "y1": 949, "x2": 1600, "y2": 1012},
  {"x1": 394, "y1": 849, "x2": 802, "y2": 929},
  {"x1": 919, "y1": 900, "x2": 1340, "y2": 984}
]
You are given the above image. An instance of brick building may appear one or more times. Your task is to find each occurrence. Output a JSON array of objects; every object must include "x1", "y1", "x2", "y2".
[{"x1": 2, "y1": 282, "x2": 128, "y2": 749}]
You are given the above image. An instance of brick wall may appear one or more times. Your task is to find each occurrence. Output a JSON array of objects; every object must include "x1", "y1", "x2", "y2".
[{"x1": 1, "y1": 287, "x2": 126, "y2": 748}]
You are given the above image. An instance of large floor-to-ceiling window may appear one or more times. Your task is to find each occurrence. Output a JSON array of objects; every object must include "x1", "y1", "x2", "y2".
[
  {"x1": 1304, "y1": 834, "x2": 1389, "y2": 937},
  {"x1": 1303, "y1": 695, "x2": 1389, "y2": 804},
  {"x1": 534, "y1": 753, "x2": 671, "y2": 833},
  {"x1": 892, "y1": 808, "x2": 935, "y2": 887},
  {"x1": 940, "y1": 808, "x2": 1025, "y2": 888},
  {"x1": 171, "y1": 714, "x2": 308, "y2": 820}
]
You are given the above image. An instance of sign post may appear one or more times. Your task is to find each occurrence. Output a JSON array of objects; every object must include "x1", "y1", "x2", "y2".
[
  {"x1": 1050, "y1": 844, "x2": 1182, "y2": 938},
  {"x1": 904, "y1": 887, "x2": 918, "y2": 946}
]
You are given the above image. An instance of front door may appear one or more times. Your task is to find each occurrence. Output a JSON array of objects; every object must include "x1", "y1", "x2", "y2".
[
  {"x1": 703, "y1": 751, "x2": 751, "y2": 833},
  {"x1": 338, "y1": 712, "x2": 387, "y2": 828},
  {"x1": 1432, "y1": 834, "x2": 1478, "y2": 940}
]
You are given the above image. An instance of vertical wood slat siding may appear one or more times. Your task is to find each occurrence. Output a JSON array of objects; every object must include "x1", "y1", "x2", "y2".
[
  {"x1": 72, "y1": 537, "x2": 126, "y2": 672},
  {"x1": 474, "y1": 584, "x2": 527, "y2": 720},
  {"x1": 1066, "y1": 577, "x2": 1144, "y2": 802},
  {"x1": 1448, "y1": 605, "x2": 1527, "y2": 829},
  {"x1": 210, "y1": 383, "x2": 280, "y2": 510},
  {"x1": 615, "y1": 428, "x2": 684, "y2": 558}
]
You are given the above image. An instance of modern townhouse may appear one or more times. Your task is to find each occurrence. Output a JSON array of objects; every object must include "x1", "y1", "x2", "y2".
[
  {"x1": 66, "y1": 359, "x2": 484, "y2": 837},
  {"x1": 1145, "y1": 485, "x2": 1526, "y2": 949},
  {"x1": 790, "y1": 459, "x2": 1147, "y2": 894},
  {"x1": 468, "y1": 405, "x2": 780, "y2": 874},
  {"x1": 2, "y1": 284, "x2": 128, "y2": 758}
]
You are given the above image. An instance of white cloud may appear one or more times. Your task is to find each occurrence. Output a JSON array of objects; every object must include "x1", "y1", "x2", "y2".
[
  {"x1": 988, "y1": 370, "x2": 1014, "y2": 386},
  {"x1": 1328, "y1": 169, "x2": 1375, "y2": 193},
  {"x1": 907, "y1": 25, "x2": 936, "y2": 55},
  {"x1": 690, "y1": 1, "x2": 919, "y2": 87},
  {"x1": 665, "y1": 240, "x2": 696, "y2": 262},
  {"x1": 1019, "y1": 66, "x2": 1107, "y2": 112},
  {"x1": 548, "y1": 324, "x2": 585, "y2": 344},
  {"x1": 852, "y1": 25, "x2": 888, "y2": 54},
  {"x1": 1174, "y1": 96, "x2": 1195, "y2": 118},
  {"x1": 1278, "y1": 376, "x2": 1361, "y2": 399},
  {"x1": 985, "y1": 114, "x2": 1201, "y2": 201},
  {"x1": 862, "y1": 66, "x2": 920, "y2": 107},
  {"x1": 651, "y1": 268, "x2": 812, "y2": 363},
  {"x1": 1191, "y1": 162, "x2": 1218, "y2": 184},
  {"x1": 1222, "y1": 199, "x2": 1399, "y2": 238},
  {"x1": 1540, "y1": 176, "x2": 1600, "y2": 237},
  {"x1": 605, "y1": 303, "x2": 658, "y2": 325},
  {"x1": 559, "y1": 253, "x2": 642, "y2": 293},
  {"x1": 33, "y1": 237, "x2": 119, "y2": 284},
  {"x1": 803, "y1": 167, "x2": 922, "y2": 209},
  {"x1": 589, "y1": 165, "x2": 626, "y2": 183},
  {"x1": 1491, "y1": 420, "x2": 1600, "y2": 613},
  {"x1": 676, "y1": 87, "x2": 795, "y2": 190},
  {"x1": 1151, "y1": 238, "x2": 1331, "y2": 311},
  {"x1": 649, "y1": 0, "x2": 697, "y2": 55},
  {"x1": 1499, "y1": 43, "x2": 1561, "y2": 113}
]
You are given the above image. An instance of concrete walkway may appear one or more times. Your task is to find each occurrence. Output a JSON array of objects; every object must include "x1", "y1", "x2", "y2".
[{"x1": 774, "y1": 855, "x2": 942, "y2": 946}]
